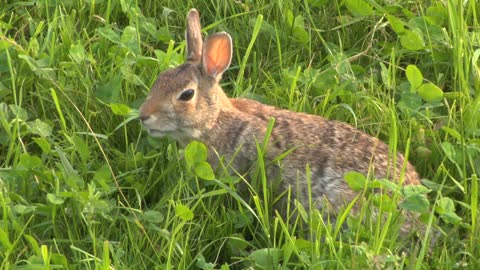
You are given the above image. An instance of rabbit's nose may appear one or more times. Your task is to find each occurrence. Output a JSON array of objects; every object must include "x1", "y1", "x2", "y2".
[{"x1": 139, "y1": 113, "x2": 150, "y2": 122}]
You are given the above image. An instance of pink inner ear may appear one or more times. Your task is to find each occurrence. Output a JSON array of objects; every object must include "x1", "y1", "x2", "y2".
[
  {"x1": 203, "y1": 34, "x2": 232, "y2": 78},
  {"x1": 204, "y1": 54, "x2": 218, "y2": 76}
]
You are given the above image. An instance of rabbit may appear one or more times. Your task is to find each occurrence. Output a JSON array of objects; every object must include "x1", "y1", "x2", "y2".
[{"x1": 139, "y1": 9, "x2": 422, "y2": 233}]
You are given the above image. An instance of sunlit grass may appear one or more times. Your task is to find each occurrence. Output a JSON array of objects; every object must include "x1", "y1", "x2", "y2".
[{"x1": 0, "y1": 0, "x2": 479, "y2": 269}]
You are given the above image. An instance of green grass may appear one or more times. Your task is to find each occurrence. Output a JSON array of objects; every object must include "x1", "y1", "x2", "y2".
[{"x1": 1, "y1": 0, "x2": 479, "y2": 269}]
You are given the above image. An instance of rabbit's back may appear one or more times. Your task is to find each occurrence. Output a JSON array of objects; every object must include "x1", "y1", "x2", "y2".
[{"x1": 202, "y1": 98, "x2": 420, "y2": 210}]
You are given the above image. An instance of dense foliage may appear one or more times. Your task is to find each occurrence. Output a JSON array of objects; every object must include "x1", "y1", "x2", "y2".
[{"x1": 1, "y1": 0, "x2": 479, "y2": 269}]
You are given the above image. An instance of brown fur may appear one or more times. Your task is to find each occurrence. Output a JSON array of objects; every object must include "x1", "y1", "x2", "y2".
[{"x1": 139, "y1": 9, "x2": 421, "y2": 228}]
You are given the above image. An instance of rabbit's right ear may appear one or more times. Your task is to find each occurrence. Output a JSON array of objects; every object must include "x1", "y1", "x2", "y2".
[
  {"x1": 202, "y1": 32, "x2": 232, "y2": 81},
  {"x1": 186, "y1": 9, "x2": 202, "y2": 63}
]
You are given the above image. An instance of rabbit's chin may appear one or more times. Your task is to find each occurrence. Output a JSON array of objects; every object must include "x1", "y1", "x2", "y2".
[{"x1": 146, "y1": 129, "x2": 171, "y2": 138}]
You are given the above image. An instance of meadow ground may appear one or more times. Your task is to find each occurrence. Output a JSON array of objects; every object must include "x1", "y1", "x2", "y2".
[{"x1": 0, "y1": 0, "x2": 479, "y2": 269}]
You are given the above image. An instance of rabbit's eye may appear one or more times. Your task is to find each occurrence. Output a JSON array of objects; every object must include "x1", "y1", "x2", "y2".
[{"x1": 179, "y1": 89, "x2": 195, "y2": 101}]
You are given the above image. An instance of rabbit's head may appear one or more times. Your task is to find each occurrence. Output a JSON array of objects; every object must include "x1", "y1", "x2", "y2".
[{"x1": 139, "y1": 9, "x2": 233, "y2": 140}]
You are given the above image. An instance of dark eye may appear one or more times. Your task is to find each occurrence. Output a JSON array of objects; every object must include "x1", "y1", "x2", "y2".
[{"x1": 178, "y1": 89, "x2": 195, "y2": 101}]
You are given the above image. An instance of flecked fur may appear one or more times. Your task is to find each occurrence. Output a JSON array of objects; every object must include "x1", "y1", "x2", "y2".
[{"x1": 140, "y1": 9, "x2": 422, "y2": 231}]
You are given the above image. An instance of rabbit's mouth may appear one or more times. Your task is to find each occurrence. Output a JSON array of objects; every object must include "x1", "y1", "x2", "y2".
[
  {"x1": 142, "y1": 116, "x2": 179, "y2": 137},
  {"x1": 147, "y1": 126, "x2": 202, "y2": 139}
]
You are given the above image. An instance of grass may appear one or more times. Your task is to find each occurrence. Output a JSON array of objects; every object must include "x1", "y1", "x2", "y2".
[{"x1": 0, "y1": 0, "x2": 479, "y2": 269}]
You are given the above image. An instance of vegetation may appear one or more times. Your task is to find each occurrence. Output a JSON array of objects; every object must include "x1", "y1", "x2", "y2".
[{"x1": 1, "y1": 0, "x2": 479, "y2": 269}]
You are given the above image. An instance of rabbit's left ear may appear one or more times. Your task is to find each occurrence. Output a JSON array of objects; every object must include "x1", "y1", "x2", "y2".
[
  {"x1": 202, "y1": 32, "x2": 232, "y2": 80},
  {"x1": 186, "y1": 9, "x2": 203, "y2": 63}
]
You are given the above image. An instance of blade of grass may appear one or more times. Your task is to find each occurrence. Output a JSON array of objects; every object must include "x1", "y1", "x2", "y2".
[{"x1": 234, "y1": 14, "x2": 263, "y2": 96}]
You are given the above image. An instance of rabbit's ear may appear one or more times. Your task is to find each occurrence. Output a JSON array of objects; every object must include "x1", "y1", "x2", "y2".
[
  {"x1": 186, "y1": 9, "x2": 202, "y2": 63},
  {"x1": 202, "y1": 32, "x2": 232, "y2": 80}
]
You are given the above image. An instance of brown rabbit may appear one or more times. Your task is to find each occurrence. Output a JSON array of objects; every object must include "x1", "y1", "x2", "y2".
[{"x1": 140, "y1": 9, "x2": 421, "y2": 230}]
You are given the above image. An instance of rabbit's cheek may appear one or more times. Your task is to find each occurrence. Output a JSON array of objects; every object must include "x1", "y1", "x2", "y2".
[{"x1": 181, "y1": 127, "x2": 202, "y2": 139}]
